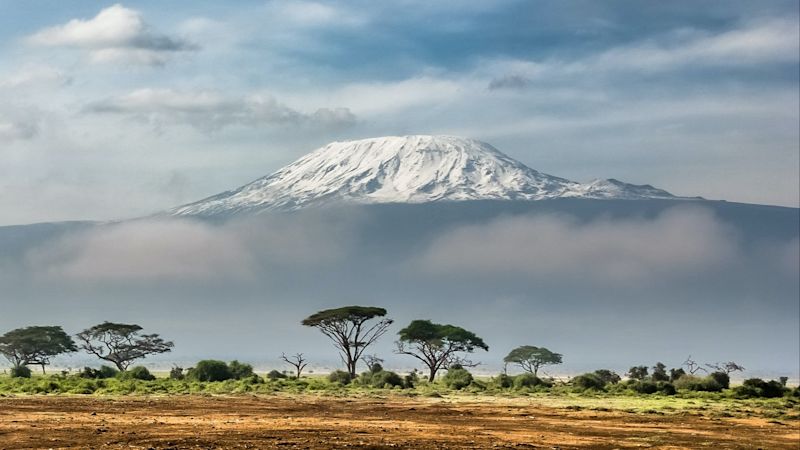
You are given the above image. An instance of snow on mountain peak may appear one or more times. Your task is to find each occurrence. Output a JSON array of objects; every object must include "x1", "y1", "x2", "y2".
[{"x1": 169, "y1": 135, "x2": 681, "y2": 216}]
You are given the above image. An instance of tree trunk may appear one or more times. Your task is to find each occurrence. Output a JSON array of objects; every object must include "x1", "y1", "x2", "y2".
[
  {"x1": 428, "y1": 368, "x2": 437, "y2": 382},
  {"x1": 41, "y1": 364, "x2": 46, "y2": 374}
]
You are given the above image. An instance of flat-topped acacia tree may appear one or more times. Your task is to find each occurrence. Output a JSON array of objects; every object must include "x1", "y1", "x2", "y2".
[
  {"x1": 395, "y1": 320, "x2": 488, "y2": 382},
  {"x1": 503, "y1": 345, "x2": 563, "y2": 376},
  {"x1": 302, "y1": 306, "x2": 393, "y2": 378},
  {"x1": 77, "y1": 322, "x2": 174, "y2": 371},
  {"x1": 0, "y1": 326, "x2": 77, "y2": 374}
]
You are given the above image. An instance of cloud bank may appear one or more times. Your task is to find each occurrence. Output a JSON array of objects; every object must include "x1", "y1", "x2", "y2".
[{"x1": 85, "y1": 89, "x2": 357, "y2": 132}]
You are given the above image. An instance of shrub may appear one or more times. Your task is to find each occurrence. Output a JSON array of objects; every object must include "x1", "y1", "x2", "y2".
[
  {"x1": 80, "y1": 365, "x2": 120, "y2": 379},
  {"x1": 404, "y1": 370, "x2": 419, "y2": 389},
  {"x1": 733, "y1": 378, "x2": 786, "y2": 398},
  {"x1": 267, "y1": 370, "x2": 287, "y2": 380},
  {"x1": 10, "y1": 366, "x2": 32, "y2": 378},
  {"x1": 572, "y1": 373, "x2": 606, "y2": 391},
  {"x1": 708, "y1": 371, "x2": 730, "y2": 389},
  {"x1": 593, "y1": 369, "x2": 621, "y2": 385},
  {"x1": 658, "y1": 382, "x2": 677, "y2": 395},
  {"x1": 669, "y1": 368, "x2": 686, "y2": 382},
  {"x1": 674, "y1": 375, "x2": 723, "y2": 392},
  {"x1": 631, "y1": 381, "x2": 658, "y2": 394},
  {"x1": 514, "y1": 373, "x2": 549, "y2": 389},
  {"x1": 118, "y1": 366, "x2": 156, "y2": 381},
  {"x1": 359, "y1": 370, "x2": 403, "y2": 388},
  {"x1": 188, "y1": 360, "x2": 233, "y2": 382},
  {"x1": 327, "y1": 370, "x2": 352, "y2": 385},
  {"x1": 494, "y1": 373, "x2": 514, "y2": 389},
  {"x1": 169, "y1": 366, "x2": 185, "y2": 380},
  {"x1": 228, "y1": 360, "x2": 254, "y2": 380},
  {"x1": 442, "y1": 367, "x2": 473, "y2": 390}
]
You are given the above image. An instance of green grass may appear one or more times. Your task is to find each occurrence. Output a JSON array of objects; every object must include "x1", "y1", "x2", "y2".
[{"x1": 0, "y1": 372, "x2": 798, "y2": 421}]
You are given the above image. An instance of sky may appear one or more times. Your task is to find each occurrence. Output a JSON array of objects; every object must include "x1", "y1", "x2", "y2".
[{"x1": 0, "y1": 0, "x2": 798, "y2": 225}]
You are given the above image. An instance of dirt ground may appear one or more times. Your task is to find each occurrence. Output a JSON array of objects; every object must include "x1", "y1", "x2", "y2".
[{"x1": 0, "y1": 394, "x2": 797, "y2": 449}]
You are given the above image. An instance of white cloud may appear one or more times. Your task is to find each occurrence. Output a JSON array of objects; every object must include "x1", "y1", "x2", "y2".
[
  {"x1": 85, "y1": 88, "x2": 356, "y2": 132},
  {"x1": 0, "y1": 65, "x2": 71, "y2": 89},
  {"x1": 417, "y1": 206, "x2": 741, "y2": 283},
  {"x1": 27, "y1": 4, "x2": 196, "y2": 66}
]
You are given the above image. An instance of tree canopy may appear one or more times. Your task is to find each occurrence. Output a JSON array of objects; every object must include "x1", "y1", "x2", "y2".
[
  {"x1": 503, "y1": 345, "x2": 563, "y2": 376},
  {"x1": 302, "y1": 306, "x2": 393, "y2": 378},
  {"x1": 396, "y1": 319, "x2": 488, "y2": 382},
  {"x1": 76, "y1": 322, "x2": 173, "y2": 371},
  {"x1": 0, "y1": 326, "x2": 76, "y2": 373}
]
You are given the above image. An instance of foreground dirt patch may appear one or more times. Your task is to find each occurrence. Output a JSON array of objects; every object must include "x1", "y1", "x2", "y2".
[{"x1": 0, "y1": 394, "x2": 797, "y2": 449}]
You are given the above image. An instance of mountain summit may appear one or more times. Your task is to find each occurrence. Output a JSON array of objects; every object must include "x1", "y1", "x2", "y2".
[{"x1": 170, "y1": 135, "x2": 681, "y2": 216}]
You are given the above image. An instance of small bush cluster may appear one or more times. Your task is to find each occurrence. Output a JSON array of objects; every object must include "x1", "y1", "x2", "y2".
[
  {"x1": 10, "y1": 366, "x2": 32, "y2": 378},
  {"x1": 673, "y1": 375, "x2": 724, "y2": 392},
  {"x1": 80, "y1": 365, "x2": 119, "y2": 379},
  {"x1": 117, "y1": 366, "x2": 156, "y2": 381},
  {"x1": 327, "y1": 370, "x2": 352, "y2": 385},
  {"x1": 442, "y1": 365, "x2": 473, "y2": 390},
  {"x1": 187, "y1": 360, "x2": 257, "y2": 382},
  {"x1": 733, "y1": 378, "x2": 787, "y2": 398}
]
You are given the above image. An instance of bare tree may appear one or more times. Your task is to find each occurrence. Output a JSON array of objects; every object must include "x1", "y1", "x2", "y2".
[
  {"x1": 280, "y1": 353, "x2": 308, "y2": 378},
  {"x1": 362, "y1": 354, "x2": 384, "y2": 372},
  {"x1": 682, "y1": 355, "x2": 707, "y2": 375},
  {"x1": 705, "y1": 361, "x2": 745, "y2": 374}
]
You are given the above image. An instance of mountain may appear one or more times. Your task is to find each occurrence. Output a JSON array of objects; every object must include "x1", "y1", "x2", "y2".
[{"x1": 169, "y1": 135, "x2": 687, "y2": 217}]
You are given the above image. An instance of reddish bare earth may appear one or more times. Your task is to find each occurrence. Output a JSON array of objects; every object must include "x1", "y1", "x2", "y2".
[{"x1": 0, "y1": 395, "x2": 797, "y2": 449}]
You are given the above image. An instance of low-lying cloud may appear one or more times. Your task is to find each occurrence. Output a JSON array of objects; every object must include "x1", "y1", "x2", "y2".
[
  {"x1": 418, "y1": 207, "x2": 741, "y2": 283},
  {"x1": 25, "y1": 214, "x2": 355, "y2": 283}
]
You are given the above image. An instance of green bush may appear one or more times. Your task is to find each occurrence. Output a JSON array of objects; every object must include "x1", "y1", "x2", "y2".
[
  {"x1": 267, "y1": 370, "x2": 287, "y2": 380},
  {"x1": 572, "y1": 373, "x2": 605, "y2": 391},
  {"x1": 631, "y1": 380, "x2": 658, "y2": 394},
  {"x1": 188, "y1": 360, "x2": 233, "y2": 382},
  {"x1": 708, "y1": 371, "x2": 730, "y2": 389},
  {"x1": 10, "y1": 366, "x2": 32, "y2": 378},
  {"x1": 513, "y1": 373, "x2": 550, "y2": 389},
  {"x1": 674, "y1": 375, "x2": 723, "y2": 392},
  {"x1": 442, "y1": 367, "x2": 473, "y2": 390},
  {"x1": 658, "y1": 382, "x2": 677, "y2": 395},
  {"x1": 327, "y1": 370, "x2": 352, "y2": 385},
  {"x1": 494, "y1": 373, "x2": 514, "y2": 389},
  {"x1": 358, "y1": 370, "x2": 404, "y2": 388},
  {"x1": 118, "y1": 366, "x2": 156, "y2": 381},
  {"x1": 733, "y1": 378, "x2": 786, "y2": 398},
  {"x1": 169, "y1": 366, "x2": 185, "y2": 380},
  {"x1": 593, "y1": 369, "x2": 621, "y2": 385},
  {"x1": 80, "y1": 365, "x2": 119, "y2": 379},
  {"x1": 403, "y1": 371, "x2": 419, "y2": 389},
  {"x1": 228, "y1": 360, "x2": 254, "y2": 380}
]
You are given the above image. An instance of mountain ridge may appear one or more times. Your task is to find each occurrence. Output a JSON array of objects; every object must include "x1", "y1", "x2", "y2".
[{"x1": 169, "y1": 135, "x2": 691, "y2": 217}]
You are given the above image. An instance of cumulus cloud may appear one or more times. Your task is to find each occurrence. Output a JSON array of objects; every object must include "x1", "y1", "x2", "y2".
[
  {"x1": 27, "y1": 4, "x2": 196, "y2": 66},
  {"x1": 84, "y1": 89, "x2": 357, "y2": 132},
  {"x1": 417, "y1": 207, "x2": 741, "y2": 283},
  {"x1": 25, "y1": 215, "x2": 353, "y2": 283}
]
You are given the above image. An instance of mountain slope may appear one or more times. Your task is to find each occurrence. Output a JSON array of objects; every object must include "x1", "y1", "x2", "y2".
[{"x1": 170, "y1": 135, "x2": 684, "y2": 216}]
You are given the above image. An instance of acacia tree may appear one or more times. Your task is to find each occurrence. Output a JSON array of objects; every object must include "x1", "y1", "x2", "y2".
[
  {"x1": 395, "y1": 320, "x2": 488, "y2": 382},
  {"x1": 76, "y1": 322, "x2": 173, "y2": 371},
  {"x1": 503, "y1": 346, "x2": 563, "y2": 377},
  {"x1": 0, "y1": 326, "x2": 77, "y2": 373},
  {"x1": 281, "y1": 352, "x2": 308, "y2": 378},
  {"x1": 301, "y1": 306, "x2": 393, "y2": 378}
]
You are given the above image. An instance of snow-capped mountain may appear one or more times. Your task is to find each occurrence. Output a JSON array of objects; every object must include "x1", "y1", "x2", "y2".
[{"x1": 169, "y1": 135, "x2": 682, "y2": 216}]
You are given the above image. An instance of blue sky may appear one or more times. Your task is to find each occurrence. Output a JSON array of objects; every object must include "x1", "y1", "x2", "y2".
[{"x1": 0, "y1": 0, "x2": 798, "y2": 224}]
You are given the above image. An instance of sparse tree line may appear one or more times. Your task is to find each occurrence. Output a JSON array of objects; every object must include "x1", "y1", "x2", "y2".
[{"x1": 1, "y1": 307, "x2": 796, "y2": 399}]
